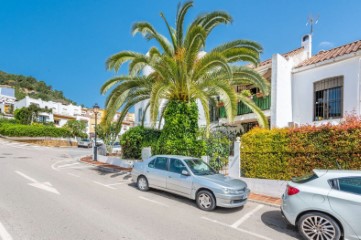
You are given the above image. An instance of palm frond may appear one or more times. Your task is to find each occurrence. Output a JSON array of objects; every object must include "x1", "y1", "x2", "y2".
[
  {"x1": 106, "y1": 51, "x2": 144, "y2": 72},
  {"x1": 132, "y1": 22, "x2": 174, "y2": 56},
  {"x1": 176, "y1": 1, "x2": 193, "y2": 47}
]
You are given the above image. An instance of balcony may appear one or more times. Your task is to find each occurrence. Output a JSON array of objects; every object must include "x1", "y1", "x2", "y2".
[{"x1": 237, "y1": 95, "x2": 271, "y2": 115}]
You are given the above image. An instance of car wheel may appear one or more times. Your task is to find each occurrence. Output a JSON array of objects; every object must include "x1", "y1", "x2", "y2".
[
  {"x1": 298, "y1": 212, "x2": 341, "y2": 240},
  {"x1": 196, "y1": 190, "x2": 216, "y2": 211},
  {"x1": 137, "y1": 176, "x2": 149, "y2": 191}
]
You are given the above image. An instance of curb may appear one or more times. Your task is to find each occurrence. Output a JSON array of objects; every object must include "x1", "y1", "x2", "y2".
[{"x1": 79, "y1": 156, "x2": 132, "y2": 173}]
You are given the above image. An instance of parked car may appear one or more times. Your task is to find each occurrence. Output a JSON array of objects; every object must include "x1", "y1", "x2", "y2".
[
  {"x1": 131, "y1": 155, "x2": 250, "y2": 211},
  {"x1": 111, "y1": 142, "x2": 122, "y2": 154},
  {"x1": 281, "y1": 169, "x2": 361, "y2": 240},
  {"x1": 77, "y1": 139, "x2": 92, "y2": 148}
]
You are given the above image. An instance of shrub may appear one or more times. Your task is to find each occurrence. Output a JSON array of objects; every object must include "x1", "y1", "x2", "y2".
[
  {"x1": 241, "y1": 116, "x2": 361, "y2": 180},
  {"x1": 156, "y1": 100, "x2": 206, "y2": 157},
  {"x1": 200, "y1": 128, "x2": 231, "y2": 171},
  {"x1": 120, "y1": 126, "x2": 161, "y2": 159},
  {"x1": 0, "y1": 122, "x2": 72, "y2": 137}
]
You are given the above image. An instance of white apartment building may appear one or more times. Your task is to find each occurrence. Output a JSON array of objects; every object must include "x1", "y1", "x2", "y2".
[
  {"x1": 134, "y1": 35, "x2": 361, "y2": 132},
  {"x1": 14, "y1": 96, "x2": 90, "y2": 134}
]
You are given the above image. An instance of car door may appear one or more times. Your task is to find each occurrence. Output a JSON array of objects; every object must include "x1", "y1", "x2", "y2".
[
  {"x1": 166, "y1": 158, "x2": 192, "y2": 197},
  {"x1": 328, "y1": 177, "x2": 361, "y2": 239},
  {"x1": 146, "y1": 157, "x2": 168, "y2": 189}
]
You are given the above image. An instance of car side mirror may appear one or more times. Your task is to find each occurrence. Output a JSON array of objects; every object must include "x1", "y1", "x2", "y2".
[{"x1": 181, "y1": 170, "x2": 190, "y2": 176}]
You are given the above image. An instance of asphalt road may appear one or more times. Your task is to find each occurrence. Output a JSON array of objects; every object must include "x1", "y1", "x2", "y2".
[{"x1": 0, "y1": 139, "x2": 301, "y2": 240}]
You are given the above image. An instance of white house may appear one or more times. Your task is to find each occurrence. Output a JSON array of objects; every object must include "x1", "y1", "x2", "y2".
[
  {"x1": 0, "y1": 86, "x2": 16, "y2": 115},
  {"x1": 134, "y1": 35, "x2": 361, "y2": 132},
  {"x1": 14, "y1": 96, "x2": 90, "y2": 135}
]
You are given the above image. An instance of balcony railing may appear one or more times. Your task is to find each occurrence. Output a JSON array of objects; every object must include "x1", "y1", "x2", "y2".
[
  {"x1": 237, "y1": 95, "x2": 271, "y2": 115},
  {"x1": 214, "y1": 95, "x2": 271, "y2": 119}
]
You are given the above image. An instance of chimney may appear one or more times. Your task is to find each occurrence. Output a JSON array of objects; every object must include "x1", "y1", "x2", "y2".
[{"x1": 301, "y1": 34, "x2": 312, "y2": 58}]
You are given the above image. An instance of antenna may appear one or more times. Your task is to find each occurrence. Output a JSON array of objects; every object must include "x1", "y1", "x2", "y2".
[{"x1": 306, "y1": 15, "x2": 319, "y2": 34}]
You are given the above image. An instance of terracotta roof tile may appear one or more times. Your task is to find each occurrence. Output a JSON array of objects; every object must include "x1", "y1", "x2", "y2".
[
  {"x1": 257, "y1": 47, "x2": 304, "y2": 68},
  {"x1": 297, "y1": 39, "x2": 361, "y2": 68}
]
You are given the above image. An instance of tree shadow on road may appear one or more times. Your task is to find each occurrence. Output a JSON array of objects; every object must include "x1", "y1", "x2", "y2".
[
  {"x1": 90, "y1": 167, "x2": 131, "y2": 181},
  {"x1": 261, "y1": 210, "x2": 301, "y2": 239}
]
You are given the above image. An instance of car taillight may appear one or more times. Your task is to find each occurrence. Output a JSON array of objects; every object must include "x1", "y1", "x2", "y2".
[{"x1": 287, "y1": 185, "x2": 300, "y2": 196}]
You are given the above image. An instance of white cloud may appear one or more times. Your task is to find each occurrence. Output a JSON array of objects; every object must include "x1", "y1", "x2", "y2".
[{"x1": 319, "y1": 41, "x2": 335, "y2": 49}]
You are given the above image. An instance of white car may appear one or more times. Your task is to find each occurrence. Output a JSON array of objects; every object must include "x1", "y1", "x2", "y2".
[{"x1": 281, "y1": 170, "x2": 361, "y2": 240}]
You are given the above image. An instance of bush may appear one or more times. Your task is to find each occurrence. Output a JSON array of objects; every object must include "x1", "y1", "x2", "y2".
[
  {"x1": 241, "y1": 116, "x2": 361, "y2": 180},
  {"x1": 120, "y1": 126, "x2": 161, "y2": 159},
  {"x1": 200, "y1": 129, "x2": 231, "y2": 171},
  {"x1": 156, "y1": 100, "x2": 206, "y2": 157},
  {"x1": 0, "y1": 122, "x2": 72, "y2": 137}
]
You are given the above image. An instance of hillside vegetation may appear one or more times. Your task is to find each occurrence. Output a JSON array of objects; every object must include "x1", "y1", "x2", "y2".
[{"x1": 0, "y1": 70, "x2": 75, "y2": 104}]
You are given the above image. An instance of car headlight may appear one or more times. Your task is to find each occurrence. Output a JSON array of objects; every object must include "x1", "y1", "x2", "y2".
[{"x1": 223, "y1": 188, "x2": 241, "y2": 195}]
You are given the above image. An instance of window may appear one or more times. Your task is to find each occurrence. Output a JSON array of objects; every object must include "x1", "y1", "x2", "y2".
[
  {"x1": 314, "y1": 76, "x2": 343, "y2": 121},
  {"x1": 138, "y1": 108, "x2": 143, "y2": 123},
  {"x1": 184, "y1": 159, "x2": 216, "y2": 176},
  {"x1": 169, "y1": 158, "x2": 186, "y2": 174},
  {"x1": 148, "y1": 159, "x2": 155, "y2": 168},
  {"x1": 338, "y1": 177, "x2": 361, "y2": 195},
  {"x1": 154, "y1": 157, "x2": 168, "y2": 171}
]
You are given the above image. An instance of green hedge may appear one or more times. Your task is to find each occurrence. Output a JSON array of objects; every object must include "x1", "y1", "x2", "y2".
[
  {"x1": 0, "y1": 122, "x2": 72, "y2": 137},
  {"x1": 241, "y1": 116, "x2": 361, "y2": 180},
  {"x1": 157, "y1": 100, "x2": 206, "y2": 157},
  {"x1": 120, "y1": 126, "x2": 161, "y2": 159}
]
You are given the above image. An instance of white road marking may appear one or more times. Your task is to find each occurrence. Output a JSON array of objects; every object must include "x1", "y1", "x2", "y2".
[
  {"x1": 57, "y1": 163, "x2": 80, "y2": 168},
  {"x1": 201, "y1": 216, "x2": 273, "y2": 240},
  {"x1": 0, "y1": 221, "x2": 13, "y2": 240},
  {"x1": 67, "y1": 173, "x2": 80, "y2": 178},
  {"x1": 15, "y1": 171, "x2": 60, "y2": 195},
  {"x1": 51, "y1": 159, "x2": 75, "y2": 171},
  {"x1": 15, "y1": 171, "x2": 37, "y2": 182},
  {"x1": 139, "y1": 196, "x2": 169, "y2": 207},
  {"x1": 93, "y1": 181, "x2": 117, "y2": 189},
  {"x1": 106, "y1": 183, "x2": 123, "y2": 186},
  {"x1": 231, "y1": 204, "x2": 264, "y2": 228}
]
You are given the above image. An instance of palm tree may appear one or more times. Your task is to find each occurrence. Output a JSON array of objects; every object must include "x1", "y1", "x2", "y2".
[{"x1": 101, "y1": 1, "x2": 269, "y2": 144}]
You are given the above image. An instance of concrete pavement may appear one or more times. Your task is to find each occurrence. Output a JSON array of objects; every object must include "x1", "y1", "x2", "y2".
[{"x1": 0, "y1": 139, "x2": 301, "y2": 240}]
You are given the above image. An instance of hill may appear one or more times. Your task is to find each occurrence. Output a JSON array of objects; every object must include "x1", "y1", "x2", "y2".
[{"x1": 0, "y1": 71, "x2": 76, "y2": 105}]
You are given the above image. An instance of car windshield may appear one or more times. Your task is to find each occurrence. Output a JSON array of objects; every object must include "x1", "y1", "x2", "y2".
[
  {"x1": 184, "y1": 159, "x2": 216, "y2": 176},
  {"x1": 81, "y1": 139, "x2": 89, "y2": 142}
]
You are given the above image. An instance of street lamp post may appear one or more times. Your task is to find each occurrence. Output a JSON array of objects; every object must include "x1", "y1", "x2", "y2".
[{"x1": 93, "y1": 103, "x2": 100, "y2": 161}]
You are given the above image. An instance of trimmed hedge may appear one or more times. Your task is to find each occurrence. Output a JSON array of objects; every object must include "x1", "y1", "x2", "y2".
[
  {"x1": 241, "y1": 116, "x2": 361, "y2": 180},
  {"x1": 120, "y1": 126, "x2": 161, "y2": 159},
  {"x1": 0, "y1": 122, "x2": 72, "y2": 137}
]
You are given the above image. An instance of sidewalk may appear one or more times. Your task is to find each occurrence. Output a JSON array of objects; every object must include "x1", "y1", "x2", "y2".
[{"x1": 80, "y1": 156, "x2": 281, "y2": 207}]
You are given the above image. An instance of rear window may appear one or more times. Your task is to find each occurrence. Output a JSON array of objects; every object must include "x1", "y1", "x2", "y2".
[{"x1": 292, "y1": 173, "x2": 318, "y2": 184}]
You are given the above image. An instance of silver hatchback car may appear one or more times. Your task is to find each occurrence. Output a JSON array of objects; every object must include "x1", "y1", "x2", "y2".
[
  {"x1": 131, "y1": 155, "x2": 250, "y2": 211},
  {"x1": 281, "y1": 169, "x2": 361, "y2": 240}
]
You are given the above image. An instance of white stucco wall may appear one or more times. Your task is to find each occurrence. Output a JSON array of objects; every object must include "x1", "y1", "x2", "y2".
[
  {"x1": 292, "y1": 56, "x2": 361, "y2": 125},
  {"x1": 270, "y1": 54, "x2": 294, "y2": 128}
]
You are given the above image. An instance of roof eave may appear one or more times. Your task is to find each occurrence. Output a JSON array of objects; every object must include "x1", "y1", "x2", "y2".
[{"x1": 293, "y1": 50, "x2": 361, "y2": 73}]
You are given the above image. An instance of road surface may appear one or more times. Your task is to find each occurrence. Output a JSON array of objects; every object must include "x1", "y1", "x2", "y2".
[{"x1": 0, "y1": 139, "x2": 301, "y2": 240}]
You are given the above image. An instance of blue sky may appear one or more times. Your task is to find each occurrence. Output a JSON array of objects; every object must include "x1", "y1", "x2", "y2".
[{"x1": 0, "y1": 0, "x2": 360, "y2": 110}]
